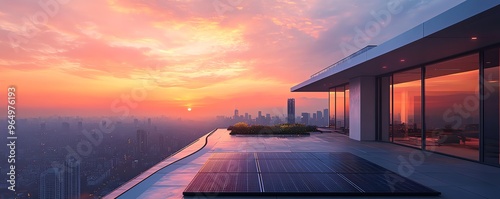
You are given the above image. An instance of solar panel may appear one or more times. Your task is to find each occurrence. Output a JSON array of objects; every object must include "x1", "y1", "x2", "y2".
[
  {"x1": 256, "y1": 152, "x2": 317, "y2": 159},
  {"x1": 321, "y1": 160, "x2": 387, "y2": 173},
  {"x1": 342, "y1": 173, "x2": 440, "y2": 195},
  {"x1": 314, "y1": 152, "x2": 367, "y2": 162},
  {"x1": 261, "y1": 173, "x2": 359, "y2": 193},
  {"x1": 183, "y1": 152, "x2": 441, "y2": 196},
  {"x1": 259, "y1": 159, "x2": 333, "y2": 173},
  {"x1": 209, "y1": 152, "x2": 255, "y2": 160},
  {"x1": 183, "y1": 173, "x2": 261, "y2": 195},
  {"x1": 200, "y1": 159, "x2": 258, "y2": 173}
]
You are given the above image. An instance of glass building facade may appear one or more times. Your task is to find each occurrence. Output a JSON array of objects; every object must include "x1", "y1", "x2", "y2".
[
  {"x1": 327, "y1": 46, "x2": 500, "y2": 166},
  {"x1": 329, "y1": 85, "x2": 349, "y2": 135}
]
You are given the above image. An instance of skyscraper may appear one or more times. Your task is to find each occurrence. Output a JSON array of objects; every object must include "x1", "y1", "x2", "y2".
[
  {"x1": 287, "y1": 98, "x2": 295, "y2": 124},
  {"x1": 301, "y1": 113, "x2": 310, "y2": 125},
  {"x1": 40, "y1": 168, "x2": 63, "y2": 199},
  {"x1": 323, "y1": 109, "x2": 329, "y2": 126},
  {"x1": 159, "y1": 134, "x2": 166, "y2": 154},
  {"x1": 312, "y1": 113, "x2": 317, "y2": 125},
  {"x1": 63, "y1": 159, "x2": 81, "y2": 199},
  {"x1": 234, "y1": 109, "x2": 239, "y2": 119},
  {"x1": 136, "y1": 130, "x2": 149, "y2": 155}
]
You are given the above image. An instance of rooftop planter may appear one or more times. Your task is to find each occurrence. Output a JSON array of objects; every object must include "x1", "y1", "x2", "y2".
[{"x1": 227, "y1": 122, "x2": 316, "y2": 135}]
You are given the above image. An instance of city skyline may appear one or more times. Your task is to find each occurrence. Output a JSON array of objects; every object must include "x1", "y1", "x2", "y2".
[{"x1": 0, "y1": 0, "x2": 464, "y2": 119}]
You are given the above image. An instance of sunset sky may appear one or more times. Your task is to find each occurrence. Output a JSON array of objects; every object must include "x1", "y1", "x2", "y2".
[{"x1": 0, "y1": 0, "x2": 463, "y2": 119}]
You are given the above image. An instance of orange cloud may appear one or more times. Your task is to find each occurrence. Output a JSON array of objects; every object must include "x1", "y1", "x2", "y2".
[{"x1": 0, "y1": 0, "x2": 464, "y2": 118}]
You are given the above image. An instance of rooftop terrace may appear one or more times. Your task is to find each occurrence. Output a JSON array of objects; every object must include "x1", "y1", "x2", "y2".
[{"x1": 106, "y1": 129, "x2": 500, "y2": 198}]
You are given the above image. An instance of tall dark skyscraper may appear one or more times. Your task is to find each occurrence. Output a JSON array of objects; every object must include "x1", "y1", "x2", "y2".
[
  {"x1": 287, "y1": 98, "x2": 295, "y2": 124},
  {"x1": 323, "y1": 109, "x2": 329, "y2": 126},
  {"x1": 317, "y1": 111, "x2": 323, "y2": 124},
  {"x1": 136, "y1": 130, "x2": 149, "y2": 155},
  {"x1": 234, "y1": 109, "x2": 239, "y2": 118}
]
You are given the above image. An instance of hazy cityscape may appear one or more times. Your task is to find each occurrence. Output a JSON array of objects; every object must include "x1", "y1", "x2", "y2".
[
  {"x1": 0, "y1": 100, "x2": 327, "y2": 198},
  {"x1": 0, "y1": 116, "x2": 213, "y2": 198}
]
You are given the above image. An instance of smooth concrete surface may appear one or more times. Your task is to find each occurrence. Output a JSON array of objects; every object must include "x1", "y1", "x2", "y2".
[
  {"x1": 106, "y1": 129, "x2": 500, "y2": 199},
  {"x1": 349, "y1": 76, "x2": 376, "y2": 141}
]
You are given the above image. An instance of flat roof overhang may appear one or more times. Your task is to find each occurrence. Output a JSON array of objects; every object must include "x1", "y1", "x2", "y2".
[{"x1": 292, "y1": 1, "x2": 500, "y2": 92}]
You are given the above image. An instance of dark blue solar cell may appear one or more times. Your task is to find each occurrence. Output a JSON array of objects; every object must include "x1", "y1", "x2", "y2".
[
  {"x1": 200, "y1": 159, "x2": 258, "y2": 173},
  {"x1": 209, "y1": 152, "x2": 255, "y2": 160},
  {"x1": 314, "y1": 152, "x2": 366, "y2": 163},
  {"x1": 261, "y1": 173, "x2": 359, "y2": 193},
  {"x1": 256, "y1": 152, "x2": 317, "y2": 159},
  {"x1": 183, "y1": 173, "x2": 261, "y2": 195},
  {"x1": 258, "y1": 159, "x2": 333, "y2": 173},
  {"x1": 342, "y1": 173, "x2": 440, "y2": 195},
  {"x1": 322, "y1": 160, "x2": 387, "y2": 173}
]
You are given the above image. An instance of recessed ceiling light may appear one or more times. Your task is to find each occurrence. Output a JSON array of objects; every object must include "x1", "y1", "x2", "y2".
[
  {"x1": 471, "y1": 36, "x2": 478, "y2": 40},
  {"x1": 400, "y1": 59, "x2": 405, "y2": 62},
  {"x1": 382, "y1": 66, "x2": 388, "y2": 69}
]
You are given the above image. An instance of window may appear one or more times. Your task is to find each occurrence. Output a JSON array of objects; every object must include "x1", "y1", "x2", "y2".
[
  {"x1": 483, "y1": 47, "x2": 500, "y2": 165},
  {"x1": 425, "y1": 53, "x2": 479, "y2": 160},
  {"x1": 392, "y1": 68, "x2": 422, "y2": 147}
]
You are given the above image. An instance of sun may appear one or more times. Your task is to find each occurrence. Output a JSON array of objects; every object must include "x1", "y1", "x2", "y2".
[{"x1": 187, "y1": 107, "x2": 192, "y2": 111}]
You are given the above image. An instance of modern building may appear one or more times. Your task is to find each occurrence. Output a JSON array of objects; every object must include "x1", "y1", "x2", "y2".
[
  {"x1": 63, "y1": 160, "x2": 81, "y2": 199},
  {"x1": 287, "y1": 98, "x2": 295, "y2": 124},
  {"x1": 316, "y1": 111, "x2": 323, "y2": 125},
  {"x1": 301, "y1": 112, "x2": 310, "y2": 125},
  {"x1": 40, "y1": 168, "x2": 63, "y2": 199},
  {"x1": 136, "y1": 130, "x2": 149, "y2": 155},
  {"x1": 292, "y1": 1, "x2": 500, "y2": 166},
  {"x1": 234, "y1": 109, "x2": 239, "y2": 119}
]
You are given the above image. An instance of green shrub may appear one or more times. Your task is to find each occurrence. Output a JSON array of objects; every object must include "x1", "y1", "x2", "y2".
[{"x1": 229, "y1": 123, "x2": 316, "y2": 135}]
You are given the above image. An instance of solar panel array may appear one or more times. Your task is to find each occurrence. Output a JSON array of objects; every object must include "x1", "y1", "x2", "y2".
[{"x1": 183, "y1": 152, "x2": 440, "y2": 196}]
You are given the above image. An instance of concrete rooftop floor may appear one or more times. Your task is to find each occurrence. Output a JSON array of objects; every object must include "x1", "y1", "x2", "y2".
[{"x1": 105, "y1": 129, "x2": 500, "y2": 199}]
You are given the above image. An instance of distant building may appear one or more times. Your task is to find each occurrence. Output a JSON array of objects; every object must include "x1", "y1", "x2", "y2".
[
  {"x1": 77, "y1": 121, "x2": 83, "y2": 133},
  {"x1": 312, "y1": 113, "x2": 317, "y2": 125},
  {"x1": 287, "y1": 98, "x2": 295, "y2": 124},
  {"x1": 301, "y1": 113, "x2": 310, "y2": 125},
  {"x1": 137, "y1": 130, "x2": 149, "y2": 155},
  {"x1": 234, "y1": 109, "x2": 239, "y2": 119},
  {"x1": 61, "y1": 122, "x2": 70, "y2": 133},
  {"x1": 317, "y1": 111, "x2": 323, "y2": 126},
  {"x1": 63, "y1": 160, "x2": 81, "y2": 199},
  {"x1": 40, "y1": 122, "x2": 46, "y2": 135},
  {"x1": 323, "y1": 109, "x2": 329, "y2": 126},
  {"x1": 159, "y1": 134, "x2": 166, "y2": 154},
  {"x1": 40, "y1": 168, "x2": 63, "y2": 199}
]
